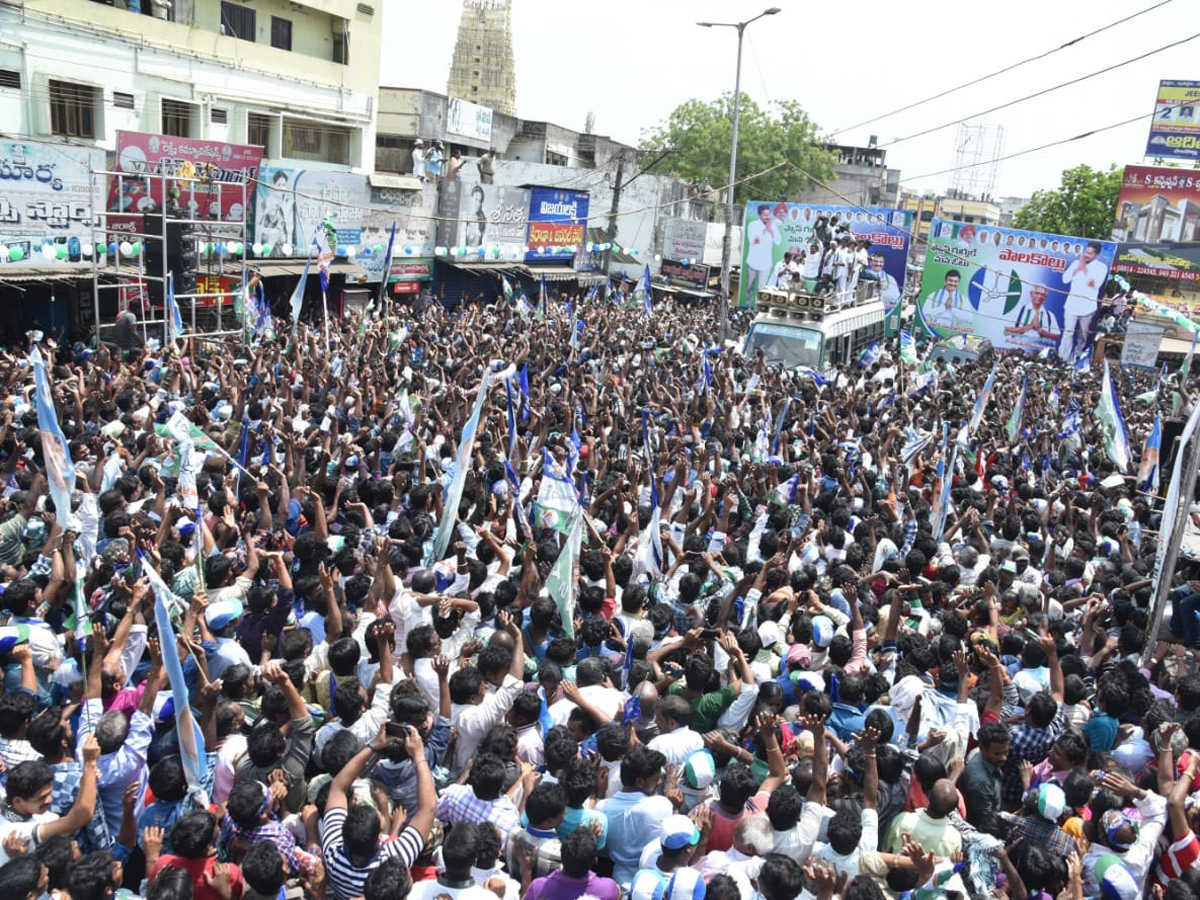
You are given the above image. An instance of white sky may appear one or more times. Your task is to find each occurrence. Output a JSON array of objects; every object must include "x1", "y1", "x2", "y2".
[{"x1": 379, "y1": 0, "x2": 1200, "y2": 200}]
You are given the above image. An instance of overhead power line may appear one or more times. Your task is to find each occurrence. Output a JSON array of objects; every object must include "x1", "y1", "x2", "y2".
[{"x1": 829, "y1": 0, "x2": 1175, "y2": 138}]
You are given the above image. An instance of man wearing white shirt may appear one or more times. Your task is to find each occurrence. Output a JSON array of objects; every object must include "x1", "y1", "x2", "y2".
[
  {"x1": 647, "y1": 695, "x2": 704, "y2": 767},
  {"x1": 1059, "y1": 241, "x2": 1109, "y2": 364},
  {"x1": 745, "y1": 204, "x2": 782, "y2": 302},
  {"x1": 448, "y1": 612, "x2": 525, "y2": 775}
]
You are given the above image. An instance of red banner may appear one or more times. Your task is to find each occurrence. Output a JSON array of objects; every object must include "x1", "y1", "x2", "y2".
[
  {"x1": 107, "y1": 131, "x2": 262, "y2": 225},
  {"x1": 392, "y1": 281, "x2": 420, "y2": 295}
]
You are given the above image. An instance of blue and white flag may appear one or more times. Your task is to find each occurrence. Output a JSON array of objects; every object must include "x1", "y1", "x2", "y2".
[
  {"x1": 701, "y1": 354, "x2": 713, "y2": 395},
  {"x1": 1139, "y1": 414, "x2": 1162, "y2": 493},
  {"x1": 641, "y1": 265, "x2": 653, "y2": 317},
  {"x1": 430, "y1": 362, "x2": 515, "y2": 563},
  {"x1": 1096, "y1": 359, "x2": 1130, "y2": 472},
  {"x1": 503, "y1": 461, "x2": 531, "y2": 541},
  {"x1": 141, "y1": 550, "x2": 208, "y2": 807},
  {"x1": 900, "y1": 426, "x2": 933, "y2": 469},
  {"x1": 795, "y1": 367, "x2": 825, "y2": 386},
  {"x1": 899, "y1": 330, "x2": 918, "y2": 365},
  {"x1": 1057, "y1": 405, "x2": 1082, "y2": 441},
  {"x1": 166, "y1": 271, "x2": 185, "y2": 343},
  {"x1": 772, "y1": 396, "x2": 792, "y2": 454},
  {"x1": 969, "y1": 363, "x2": 998, "y2": 432},
  {"x1": 1047, "y1": 384, "x2": 1059, "y2": 411},
  {"x1": 930, "y1": 423, "x2": 955, "y2": 541},
  {"x1": 314, "y1": 220, "x2": 335, "y2": 294},
  {"x1": 505, "y1": 376, "x2": 518, "y2": 462},
  {"x1": 519, "y1": 364, "x2": 531, "y2": 421},
  {"x1": 638, "y1": 409, "x2": 663, "y2": 580},
  {"x1": 773, "y1": 473, "x2": 800, "y2": 506},
  {"x1": 30, "y1": 346, "x2": 76, "y2": 529},
  {"x1": 585, "y1": 282, "x2": 599, "y2": 303},
  {"x1": 378, "y1": 221, "x2": 397, "y2": 311},
  {"x1": 859, "y1": 341, "x2": 882, "y2": 369},
  {"x1": 1006, "y1": 374, "x2": 1027, "y2": 443},
  {"x1": 288, "y1": 252, "x2": 311, "y2": 333}
]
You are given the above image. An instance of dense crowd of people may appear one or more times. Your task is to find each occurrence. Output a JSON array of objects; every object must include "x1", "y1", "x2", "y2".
[{"x1": 0, "y1": 290, "x2": 1195, "y2": 900}]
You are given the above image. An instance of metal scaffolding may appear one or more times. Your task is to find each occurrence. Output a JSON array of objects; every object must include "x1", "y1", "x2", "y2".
[{"x1": 89, "y1": 168, "x2": 249, "y2": 348}]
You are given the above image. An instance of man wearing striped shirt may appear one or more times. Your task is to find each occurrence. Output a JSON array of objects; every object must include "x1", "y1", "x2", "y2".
[{"x1": 321, "y1": 725, "x2": 436, "y2": 900}]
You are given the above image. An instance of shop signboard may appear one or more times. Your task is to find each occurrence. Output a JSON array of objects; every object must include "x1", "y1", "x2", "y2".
[
  {"x1": 1114, "y1": 165, "x2": 1200, "y2": 242},
  {"x1": 660, "y1": 258, "x2": 710, "y2": 292},
  {"x1": 526, "y1": 188, "x2": 588, "y2": 262},
  {"x1": 0, "y1": 139, "x2": 104, "y2": 266}
]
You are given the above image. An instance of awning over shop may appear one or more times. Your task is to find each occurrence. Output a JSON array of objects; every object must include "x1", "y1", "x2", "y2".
[
  {"x1": 527, "y1": 266, "x2": 579, "y2": 282},
  {"x1": 445, "y1": 261, "x2": 529, "y2": 274},
  {"x1": 577, "y1": 272, "x2": 605, "y2": 284},
  {"x1": 252, "y1": 260, "x2": 369, "y2": 282},
  {"x1": 0, "y1": 268, "x2": 93, "y2": 283}
]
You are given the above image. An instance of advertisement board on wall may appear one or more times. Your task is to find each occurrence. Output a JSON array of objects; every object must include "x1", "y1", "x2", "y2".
[
  {"x1": 254, "y1": 168, "x2": 367, "y2": 258},
  {"x1": 916, "y1": 219, "x2": 1117, "y2": 362},
  {"x1": 738, "y1": 203, "x2": 911, "y2": 318},
  {"x1": 1112, "y1": 241, "x2": 1200, "y2": 283},
  {"x1": 0, "y1": 139, "x2": 104, "y2": 265},
  {"x1": 663, "y1": 219, "x2": 707, "y2": 263},
  {"x1": 660, "y1": 259, "x2": 711, "y2": 292},
  {"x1": 1114, "y1": 165, "x2": 1200, "y2": 243},
  {"x1": 356, "y1": 183, "x2": 438, "y2": 283},
  {"x1": 108, "y1": 131, "x2": 263, "y2": 230},
  {"x1": 1146, "y1": 80, "x2": 1200, "y2": 161},
  {"x1": 456, "y1": 184, "x2": 530, "y2": 258},
  {"x1": 526, "y1": 188, "x2": 588, "y2": 262},
  {"x1": 447, "y1": 97, "x2": 494, "y2": 143}
]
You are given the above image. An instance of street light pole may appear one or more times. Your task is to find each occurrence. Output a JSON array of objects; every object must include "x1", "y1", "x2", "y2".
[{"x1": 699, "y1": 8, "x2": 779, "y2": 343}]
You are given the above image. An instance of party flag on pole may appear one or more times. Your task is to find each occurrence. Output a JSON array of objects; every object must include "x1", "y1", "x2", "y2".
[
  {"x1": 545, "y1": 509, "x2": 583, "y2": 638},
  {"x1": 166, "y1": 271, "x2": 185, "y2": 343},
  {"x1": 315, "y1": 217, "x2": 336, "y2": 293},
  {"x1": 141, "y1": 550, "x2": 208, "y2": 807},
  {"x1": 288, "y1": 251, "x2": 311, "y2": 333},
  {"x1": 637, "y1": 409, "x2": 663, "y2": 580},
  {"x1": 30, "y1": 346, "x2": 77, "y2": 530},
  {"x1": 1139, "y1": 414, "x2": 1162, "y2": 493},
  {"x1": 1095, "y1": 359, "x2": 1131, "y2": 472},
  {"x1": 899, "y1": 330, "x2": 918, "y2": 365},
  {"x1": 378, "y1": 222, "x2": 397, "y2": 312},
  {"x1": 1006, "y1": 374, "x2": 1027, "y2": 443},
  {"x1": 505, "y1": 376, "x2": 518, "y2": 462},
  {"x1": 430, "y1": 363, "x2": 515, "y2": 564},
  {"x1": 969, "y1": 362, "x2": 998, "y2": 432}
]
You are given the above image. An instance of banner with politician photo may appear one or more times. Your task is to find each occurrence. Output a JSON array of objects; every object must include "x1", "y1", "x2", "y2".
[
  {"x1": 737, "y1": 202, "x2": 912, "y2": 313},
  {"x1": 916, "y1": 219, "x2": 1117, "y2": 364}
]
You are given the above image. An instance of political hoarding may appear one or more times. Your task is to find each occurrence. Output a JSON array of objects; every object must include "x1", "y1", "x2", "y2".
[
  {"x1": 254, "y1": 168, "x2": 367, "y2": 259},
  {"x1": 916, "y1": 219, "x2": 1117, "y2": 363},
  {"x1": 1146, "y1": 80, "x2": 1200, "y2": 161},
  {"x1": 108, "y1": 131, "x2": 262, "y2": 233},
  {"x1": 1113, "y1": 241, "x2": 1200, "y2": 284},
  {"x1": 457, "y1": 183, "x2": 530, "y2": 259},
  {"x1": 526, "y1": 188, "x2": 589, "y2": 262},
  {"x1": 1114, "y1": 165, "x2": 1200, "y2": 243},
  {"x1": 0, "y1": 139, "x2": 104, "y2": 266},
  {"x1": 663, "y1": 219, "x2": 707, "y2": 263},
  {"x1": 738, "y1": 202, "x2": 911, "y2": 325}
]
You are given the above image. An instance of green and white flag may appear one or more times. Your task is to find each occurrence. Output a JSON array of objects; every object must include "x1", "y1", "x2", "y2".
[
  {"x1": 545, "y1": 510, "x2": 583, "y2": 638},
  {"x1": 1006, "y1": 375, "x2": 1027, "y2": 443}
]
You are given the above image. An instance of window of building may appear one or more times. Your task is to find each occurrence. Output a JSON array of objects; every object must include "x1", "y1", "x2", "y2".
[
  {"x1": 248, "y1": 113, "x2": 271, "y2": 150},
  {"x1": 546, "y1": 151, "x2": 568, "y2": 167},
  {"x1": 282, "y1": 118, "x2": 350, "y2": 165},
  {"x1": 210, "y1": 107, "x2": 228, "y2": 125},
  {"x1": 161, "y1": 98, "x2": 194, "y2": 138},
  {"x1": 220, "y1": 1, "x2": 256, "y2": 42},
  {"x1": 332, "y1": 32, "x2": 348, "y2": 64},
  {"x1": 113, "y1": 91, "x2": 135, "y2": 109},
  {"x1": 49, "y1": 80, "x2": 96, "y2": 139},
  {"x1": 920, "y1": 210, "x2": 934, "y2": 222},
  {"x1": 0, "y1": 69, "x2": 20, "y2": 89},
  {"x1": 271, "y1": 16, "x2": 292, "y2": 50}
]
